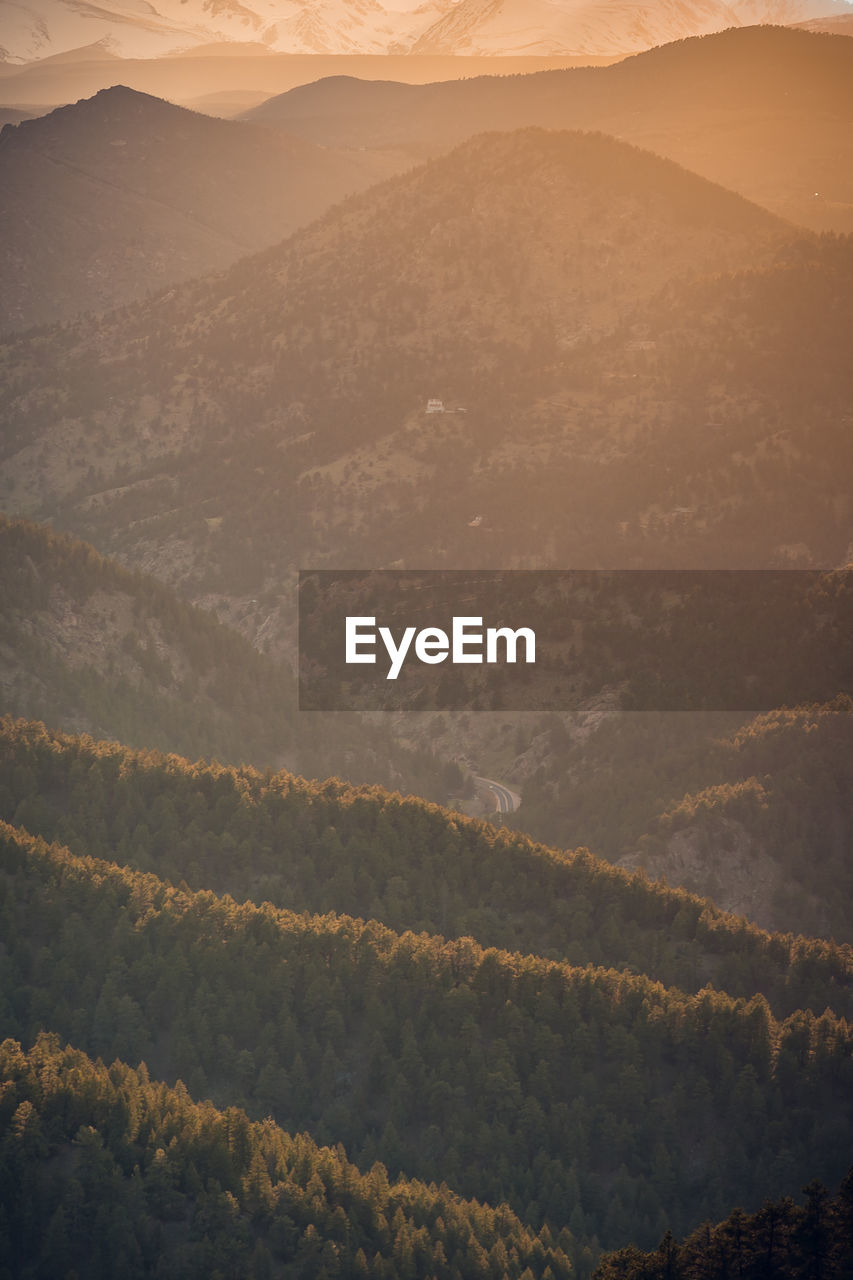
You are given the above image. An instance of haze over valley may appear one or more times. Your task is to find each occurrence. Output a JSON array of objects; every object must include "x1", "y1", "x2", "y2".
[{"x1": 1, "y1": 17, "x2": 852, "y2": 1280}]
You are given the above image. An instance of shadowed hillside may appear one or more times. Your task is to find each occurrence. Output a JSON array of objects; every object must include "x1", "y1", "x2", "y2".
[
  {"x1": 245, "y1": 26, "x2": 853, "y2": 230},
  {"x1": 0, "y1": 85, "x2": 398, "y2": 331},
  {"x1": 0, "y1": 517, "x2": 467, "y2": 800},
  {"x1": 594, "y1": 1170, "x2": 853, "y2": 1279},
  {"x1": 2, "y1": 717, "x2": 851, "y2": 1021},
  {"x1": 514, "y1": 697, "x2": 853, "y2": 940},
  {"x1": 0, "y1": 127, "x2": 793, "y2": 610},
  {"x1": 1, "y1": 21, "x2": 850, "y2": 1277}
]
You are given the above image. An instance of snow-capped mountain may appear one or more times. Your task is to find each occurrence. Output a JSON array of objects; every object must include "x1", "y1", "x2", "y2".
[
  {"x1": 409, "y1": 0, "x2": 851, "y2": 56},
  {"x1": 0, "y1": 0, "x2": 443, "y2": 62},
  {"x1": 1, "y1": 0, "x2": 850, "y2": 63}
]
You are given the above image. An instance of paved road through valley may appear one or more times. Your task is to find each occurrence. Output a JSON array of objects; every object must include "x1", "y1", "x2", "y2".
[{"x1": 475, "y1": 776, "x2": 521, "y2": 815}]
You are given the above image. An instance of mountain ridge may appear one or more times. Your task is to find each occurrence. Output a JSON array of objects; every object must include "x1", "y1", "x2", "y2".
[
  {"x1": 0, "y1": 125, "x2": 792, "y2": 593},
  {"x1": 0, "y1": 1032, "x2": 574, "y2": 1280},
  {"x1": 3, "y1": 715, "x2": 851, "y2": 1020},
  {"x1": 2, "y1": 811, "x2": 852, "y2": 1257},
  {"x1": 2, "y1": 0, "x2": 851, "y2": 62},
  {"x1": 0, "y1": 83, "x2": 400, "y2": 330},
  {"x1": 0, "y1": 515, "x2": 467, "y2": 800},
  {"x1": 242, "y1": 25, "x2": 853, "y2": 230}
]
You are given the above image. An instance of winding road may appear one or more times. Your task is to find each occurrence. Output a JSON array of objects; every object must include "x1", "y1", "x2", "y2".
[{"x1": 474, "y1": 776, "x2": 521, "y2": 815}]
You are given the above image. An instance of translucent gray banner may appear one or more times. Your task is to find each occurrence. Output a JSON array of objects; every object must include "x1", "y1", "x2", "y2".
[{"x1": 298, "y1": 569, "x2": 852, "y2": 711}]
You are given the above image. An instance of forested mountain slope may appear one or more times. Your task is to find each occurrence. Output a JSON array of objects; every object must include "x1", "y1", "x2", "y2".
[
  {"x1": 1, "y1": 819, "x2": 851, "y2": 1259},
  {"x1": 0, "y1": 1034, "x2": 572, "y2": 1280},
  {"x1": 245, "y1": 27, "x2": 853, "y2": 231},
  {"x1": 1, "y1": 21, "x2": 850, "y2": 1276},
  {"x1": 0, "y1": 127, "x2": 793, "y2": 609},
  {"x1": 5, "y1": 221, "x2": 849, "y2": 630},
  {"x1": 0, "y1": 517, "x2": 464, "y2": 801},
  {"x1": 2, "y1": 718, "x2": 851, "y2": 1021},
  {"x1": 515, "y1": 697, "x2": 853, "y2": 940},
  {"x1": 1, "y1": 133, "x2": 850, "y2": 950},
  {"x1": 0, "y1": 84, "x2": 397, "y2": 331},
  {"x1": 594, "y1": 1171, "x2": 853, "y2": 1279},
  {"x1": 5, "y1": 134, "x2": 850, "y2": 606}
]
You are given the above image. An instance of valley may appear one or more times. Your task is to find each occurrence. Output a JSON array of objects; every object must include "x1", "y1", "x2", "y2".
[{"x1": 0, "y1": 20, "x2": 851, "y2": 1279}]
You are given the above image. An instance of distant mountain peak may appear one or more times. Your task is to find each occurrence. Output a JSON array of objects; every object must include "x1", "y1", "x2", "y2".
[
  {"x1": 0, "y1": 81, "x2": 402, "y2": 330},
  {"x1": 0, "y1": 84, "x2": 200, "y2": 147},
  {"x1": 4, "y1": 0, "x2": 852, "y2": 61}
]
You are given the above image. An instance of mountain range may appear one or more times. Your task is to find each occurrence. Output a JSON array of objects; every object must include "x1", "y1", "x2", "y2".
[
  {"x1": 4, "y1": 26, "x2": 851, "y2": 336},
  {"x1": 1, "y1": 735, "x2": 852, "y2": 1265},
  {"x1": 3, "y1": 35, "x2": 851, "y2": 872},
  {"x1": 1, "y1": 0, "x2": 851, "y2": 62},
  {"x1": 0, "y1": 47, "x2": 596, "y2": 116},
  {"x1": 515, "y1": 697, "x2": 853, "y2": 940},
  {"x1": 243, "y1": 25, "x2": 853, "y2": 231},
  {"x1": 1, "y1": 20, "x2": 852, "y2": 1276},
  {"x1": 0, "y1": 126, "x2": 794, "y2": 579},
  {"x1": 5, "y1": 117, "x2": 851, "y2": 617},
  {"x1": 0, "y1": 85, "x2": 398, "y2": 330},
  {"x1": 0, "y1": 515, "x2": 465, "y2": 799},
  {"x1": 3, "y1": 715, "x2": 851, "y2": 1017}
]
